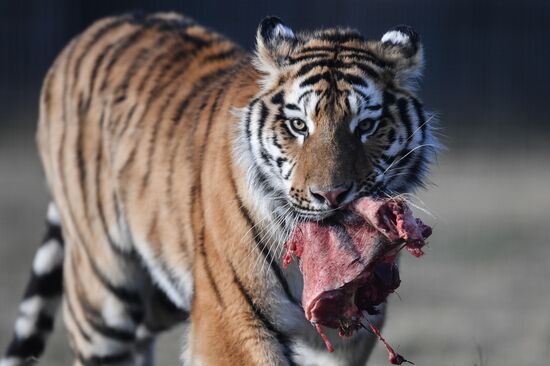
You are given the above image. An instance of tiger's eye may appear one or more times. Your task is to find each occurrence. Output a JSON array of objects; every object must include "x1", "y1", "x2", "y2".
[
  {"x1": 290, "y1": 118, "x2": 307, "y2": 132},
  {"x1": 357, "y1": 118, "x2": 380, "y2": 138},
  {"x1": 358, "y1": 118, "x2": 375, "y2": 132}
]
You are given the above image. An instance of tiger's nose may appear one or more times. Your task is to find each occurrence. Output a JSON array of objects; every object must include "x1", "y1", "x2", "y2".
[{"x1": 309, "y1": 182, "x2": 353, "y2": 207}]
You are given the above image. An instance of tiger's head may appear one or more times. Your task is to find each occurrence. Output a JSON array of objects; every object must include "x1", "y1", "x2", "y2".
[{"x1": 237, "y1": 17, "x2": 438, "y2": 221}]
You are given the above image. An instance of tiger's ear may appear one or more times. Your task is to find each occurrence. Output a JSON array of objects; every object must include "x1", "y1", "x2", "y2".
[
  {"x1": 377, "y1": 25, "x2": 424, "y2": 87},
  {"x1": 254, "y1": 16, "x2": 296, "y2": 79}
]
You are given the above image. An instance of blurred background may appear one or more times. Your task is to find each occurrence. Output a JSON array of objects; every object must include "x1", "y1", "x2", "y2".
[{"x1": 1, "y1": 0, "x2": 549, "y2": 365}]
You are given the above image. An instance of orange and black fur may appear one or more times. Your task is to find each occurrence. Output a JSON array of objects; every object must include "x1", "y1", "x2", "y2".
[{"x1": 1, "y1": 12, "x2": 438, "y2": 365}]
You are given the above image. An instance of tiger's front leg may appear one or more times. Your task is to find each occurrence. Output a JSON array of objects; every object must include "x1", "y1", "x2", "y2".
[{"x1": 186, "y1": 229, "x2": 294, "y2": 366}]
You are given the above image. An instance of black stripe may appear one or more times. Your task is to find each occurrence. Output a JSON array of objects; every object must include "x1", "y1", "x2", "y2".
[
  {"x1": 43, "y1": 222, "x2": 63, "y2": 244},
  {"x1": 199, "y1": 78, "x2": 226, "y2": 158},
  {"x1": 259, "y1": 150, "x2": 273, "y2": 167},
  {"x1": 5, "y1": 333, "x2": 44, "y2": 360},
  {"x1": 293, "y1": 46, "x2": 339, "y2": 54},
  {"x1": 293, "y1": 46, "x2": 387, "y2": 68},
  {"x1": 94, "y1": 109, "x2": 113, "y2": 250},
  {"x1": 351, "y1": 60, "x2": 381, "y2": 80},
  {"x1": 411, "y1": 98, "x2": 426, "y2": 141},
  {"x1": 76, "y1": 350, "x2": 133, "y2": 366},
  {"x1": 340, "y1": 46, "x2": 389, "y2": 67},
  {"x1": 84, "y1": 315, "x2": 135, "y2": 343},
  {"x1": 84, "y1": 42, "x2": 116, "y2": 112},
  {"x1": 294, "y1": 59, "x2": 331, "y2": 77},
  {"x1": 235, "y1": 197, "x2": 299, "y2": 306},
  {"x1": 227, "y1": 169, "x2": 296, "y2": 306},
  {"x1": 197, "y1": 228, "x2": 225, "y2": 306},
  {"x1": 98, "y1": 28, "x2": 150, "y2": 92},
  {"x1": 243, "y1": 99, "x2": 278, "y2": 200},
  {"x1": 365, "y1": 104, "x2": 382, "y2": 111},
  {"x1": 116, "y1": 48, "x2": 196, "y2": 179},
  {"x1": 297, "y1": 90, "x2": 312, "y2": 105},
  {"x1": 115, "y1": 32, "x2": 200, "y2": 141},
  {"x1": 190, "y1": 77, "x2": 233, "y2": 307},
  {"x1": 114, "y1": 44, "x2": 154, "y2": 101},
  {"x1": 256, "y1": 101, "x2": 270, "y2": 161},
  {"x1": 334, "y1": 70, "x2": 368, "y2": 87},
  {"x1": 75, "y1": 117, "x2": 90, "y2": 227},
  {"x1": 94, "y1": 109, "x2": 135, "y2": 260},
  {"x1": 136, "y1": 43, "x2": 185, "y2": 95},
  {"x1": 174, "y1": 30, "x2": 213, "y2": 49},
  {"x1": 387, "y1": 128, "x2": 396, "y2": 145},
  {"x1": 71, "y1": 16, "x2": 135, "y2": 93},
  {"x1": 270, "y1": 91, "x2": 285, "y2": 105},
  {"x1": 294, "y1": 59, "x2": 379, "y2": 82},
  {"x1": 397, "y1": 98, "x2": 413, "y2": 141},
  {"x1": 81, "y1": 248, "x2": 142, "y2": 305},
  {"x1": 383, "y1": 90, "x2": 397, "y2": 105},
  {"x1": 288, "y1": 52, "x2": 332, "y2": 64},
  {"x1": 144, "y1": 57, "x2": 237, "y2": 195},
  {"x1": 319, "y1": 31, "x2": 364, "y2": 43},
  {"x1": 88, "y1": 28, "x2": 162, "y2": 113},
  {"x1": 65, "y1": 292, "x2": 93, "y2": 342},
  {"x1": 272, "y1": 133, "x2": 283, "y2": 150},
  {"x1": 283, "y1": 162, "x2": 296, "y2": 180},
  {"x1": 23, "y1": 267, "x2": 63, "y2": 299},
  {"x1": 230, "y1": 265, "x2": 296, "y2": 366},
  {"x1": 68, "y1": 255, "x2": 138, "y2": 342},
  {"x1": 143, "y1": 55, "x2": 232, "y2": 201},
  {"x1": 59, "y1": 39, "x2": 89, "y2": 256},
  {"x1": 172, "y1": 65, "x2": 234, "y2": 123},
  {"x1": 245, "y1": 98, "x2": 259, "y2": 141},
  {"x1": 299, "y1": 71, "x2": 332, "y2": 87},
  {"x1": 72, "y1": 273, "x2": 136, "y2": 343},
  {"x1": 148, "y1": 285, "x2": 189, "y2": 328},
  {"x1": 115, "y1": 102, "x2": 137, "y2": 140},
  {"x1": 165, "y1": 67, "x2": 240, "y2": 254},
  {"x1": 202, "y1": 47, "x2": 241, "y2": 62},
  {"x1": 256, "y1": 168, "x2": 277, "y2": 198},
  {"x1": 35, "y1": 312, "x2": 55, "y2": 333}
]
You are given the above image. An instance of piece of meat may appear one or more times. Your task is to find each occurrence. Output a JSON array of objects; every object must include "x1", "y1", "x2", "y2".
[
  {"x1": 365, "y1": 318, "x2": 414, "y2": 365},
  {"x1": 282, "y1": 197, "x2": 431, "y2": 363},
  {"x1": 353, "y1": 198, "x2": 432, "y2": 257}
]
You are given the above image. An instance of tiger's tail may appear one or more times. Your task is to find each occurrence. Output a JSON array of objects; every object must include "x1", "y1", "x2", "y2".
[{"x1": 1, "y1": 202, "x2": 64, "y2": 366}]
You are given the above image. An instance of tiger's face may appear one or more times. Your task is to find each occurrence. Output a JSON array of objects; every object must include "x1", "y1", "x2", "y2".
[{"x1": 241, "y1": 17, "x2": 437, "y2": 220}]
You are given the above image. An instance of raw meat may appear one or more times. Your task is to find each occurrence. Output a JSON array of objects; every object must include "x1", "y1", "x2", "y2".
[{"x1": 283, "y1": 197, "x2": 431, "y2": 363}]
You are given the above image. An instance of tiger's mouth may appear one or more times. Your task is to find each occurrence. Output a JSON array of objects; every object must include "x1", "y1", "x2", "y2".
[{"x1": 282, "y1": 197, "x2": 431, "y2": 353}]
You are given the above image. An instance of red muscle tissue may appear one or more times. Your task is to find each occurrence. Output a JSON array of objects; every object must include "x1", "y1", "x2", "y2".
[{"x1": 283, "y1": 197, "x2": 431, "y2": 364}]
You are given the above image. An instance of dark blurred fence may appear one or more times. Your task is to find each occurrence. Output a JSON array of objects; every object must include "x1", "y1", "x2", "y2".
[{"x1": 1, "y1": 0, "x2": 549, "y2": 151}]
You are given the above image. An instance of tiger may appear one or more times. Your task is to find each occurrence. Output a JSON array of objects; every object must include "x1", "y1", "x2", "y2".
[{"x1": 0, "y1": 11, "x2": 438, "y2": 366}]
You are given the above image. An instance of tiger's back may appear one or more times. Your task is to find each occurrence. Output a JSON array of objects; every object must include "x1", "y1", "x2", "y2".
[{"x1": 35, "y1": 12, "x2": 260, "y2": 364}]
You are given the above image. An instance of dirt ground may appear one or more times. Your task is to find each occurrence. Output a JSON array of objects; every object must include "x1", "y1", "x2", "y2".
[{"x1": 1, "y1": 131, "x2": 549, "y2": 365}]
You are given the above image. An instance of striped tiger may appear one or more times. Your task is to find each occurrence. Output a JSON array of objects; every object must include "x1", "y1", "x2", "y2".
[{"x1": 1, "y1": 12, "x2": 438, "y2": 366}]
